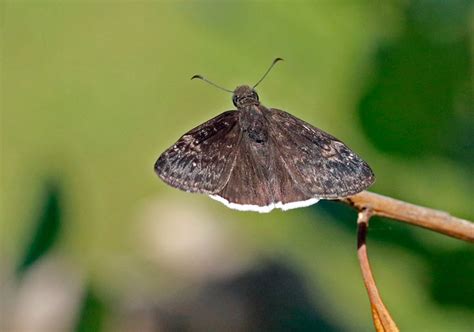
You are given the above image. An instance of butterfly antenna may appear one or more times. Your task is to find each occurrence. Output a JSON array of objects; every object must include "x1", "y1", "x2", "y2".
[
  {"x1": 191, "y1": 75, "x2": 233, "y2": 93},
  {"x1": 253, "y1": 57, "x2": 284, "y2": 89}
]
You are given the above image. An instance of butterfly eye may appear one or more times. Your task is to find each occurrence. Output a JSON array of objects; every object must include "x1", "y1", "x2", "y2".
[
  {"x1": 253, "y1": 91, "x2": 259, "y2": 101},
  {"x1": 232, "y1": 95, "x2": 239, "y2": 107}
]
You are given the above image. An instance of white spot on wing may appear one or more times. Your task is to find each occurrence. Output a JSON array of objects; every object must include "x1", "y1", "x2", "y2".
[{"x1": 209, "y1": 195, "x2": 320, "y2": 213}]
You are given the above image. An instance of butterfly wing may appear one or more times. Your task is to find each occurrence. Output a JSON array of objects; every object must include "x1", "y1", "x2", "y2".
[
  {"x1": 155, "y1": 110, "x2": 241, "y2": 194},
  {"x1": 156, "y1": 106, "x2": 374, "y2": 213},
  {"x1": 210, "y1": 128, "x2": 276, "y2": 212},
  {"x1": 211, "y1": 106, "x2": 321, "y2": 212},
  {"x1": 263, "y1": 108, "x2": 375, "y2": 199}
]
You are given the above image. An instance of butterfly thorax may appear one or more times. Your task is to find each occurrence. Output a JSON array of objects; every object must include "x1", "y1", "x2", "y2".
[
  {"x1": 238, "y1": 104, "x2": 268, "y2": 144},
  {"x1": 233, "y1": 85, "x2": 267, "y2": 143},
  {"x1": 233, "y1": 85, "x2": 260, "y2": 108}
]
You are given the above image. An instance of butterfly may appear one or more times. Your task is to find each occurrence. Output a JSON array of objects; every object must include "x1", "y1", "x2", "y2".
[{"x1": 155, "y1": 59, "x2": 375, "y2": 213}]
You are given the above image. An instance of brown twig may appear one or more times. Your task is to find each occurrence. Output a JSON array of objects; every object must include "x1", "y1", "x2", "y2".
[
  {"x1": 357, "y1": 208, "x2": 399, "y2": 332},
  {"x1": 340, "y1": 190, "x2": 472, "y2": 330},
  {"x1": 342, "y1": 191, "x2": 474, "y2": 243}
]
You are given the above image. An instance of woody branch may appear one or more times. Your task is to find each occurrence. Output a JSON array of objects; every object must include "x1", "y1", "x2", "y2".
[{"x1": 341, "y1": 191, "x2": 474, "y2": 243}]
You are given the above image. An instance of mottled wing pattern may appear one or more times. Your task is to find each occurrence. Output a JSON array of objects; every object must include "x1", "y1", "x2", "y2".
[
  {"x1": 155, "y1": 111, "x2": 241, "y2": 194},
  {"x1": 263, "y1": 108, "x2": 375, "y2": 198}
]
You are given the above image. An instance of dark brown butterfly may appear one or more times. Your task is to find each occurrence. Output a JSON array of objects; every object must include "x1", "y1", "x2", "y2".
[{"x1": 155, "y1": 59, "x2": 375, "y2": 212}]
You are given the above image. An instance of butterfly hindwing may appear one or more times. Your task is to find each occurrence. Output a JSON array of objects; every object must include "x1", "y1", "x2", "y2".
[
  {"x1": 155, "y1": 111, "x2": 241, "y2": 194},
  {"x1": 212, "y1": 135, "x2": 274, "y2": 210},
  {"x1": 212, "y1": 106, "x2": 323, "y2": 211}
]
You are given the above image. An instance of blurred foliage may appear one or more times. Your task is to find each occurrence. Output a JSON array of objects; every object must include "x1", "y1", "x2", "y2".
[
  {"x1": 428, "y1": 248, "x2": 474, "y2": 308},
  {"x1": 149, "y1": 261, "x2": 340, "y2": 332},
  {"x1": 2, "y1": 1, "x2": 474, "y2": 331},
  {"x1": 359, "y1": 0, "x2": 473, "y2": 166},
  {"x1": 16, "y1": 181, "x2": 63, "y2": 276},
  {"x1": 75, "y1": 285, "x2": 107, "y2": 332},
  {"x1": 213, "y1": 262, "x2": 338, "y2": 332}
]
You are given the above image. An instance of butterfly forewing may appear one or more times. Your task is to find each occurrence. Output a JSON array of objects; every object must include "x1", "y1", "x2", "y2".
[
  {"x1": 155, "y1": 111, "x2": 241, "y2": 194},
  {"x1": 214, "y1": 119, "x2": 316, "y2": 208},
  {"x1": 263, "y1": 108, "x2": 375, "y2": 198},
  {"x1": 213, "y1": 136, "x2": 274, "y2": 209}
]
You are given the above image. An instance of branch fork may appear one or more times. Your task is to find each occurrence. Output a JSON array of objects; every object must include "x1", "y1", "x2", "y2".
[{"x1": 340, "y1": 191, "x2": 474, "y2": 331}]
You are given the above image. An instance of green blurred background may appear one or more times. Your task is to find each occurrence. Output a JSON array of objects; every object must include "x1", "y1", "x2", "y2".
[{"x1": 2, "y1": 1, "x2": 474, "y2": 331}]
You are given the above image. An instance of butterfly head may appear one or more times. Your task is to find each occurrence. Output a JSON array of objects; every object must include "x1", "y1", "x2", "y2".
[{"x1": 233, "y1": 85, "x2": 260, "y2": 108}]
